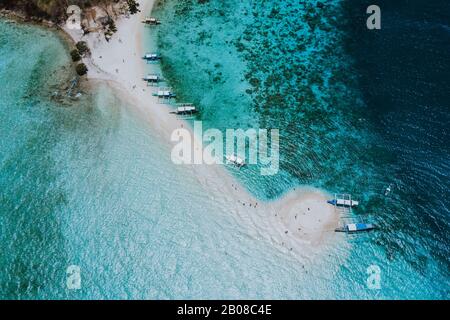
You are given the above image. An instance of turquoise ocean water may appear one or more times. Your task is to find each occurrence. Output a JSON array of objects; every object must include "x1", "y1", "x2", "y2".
[
  {"x1": 150, "y1": 0, "x2": 449, "y2": 298},
  {"x1": 0, "y1": 0, "x2": 448, "y2": 299},
  {"x1": 0, "y1": 20, "x2": 346, "y2": 299}
]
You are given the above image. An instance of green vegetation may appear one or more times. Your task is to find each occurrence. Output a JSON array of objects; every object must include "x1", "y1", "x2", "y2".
[
  {"x1": 0, "y1": 1, "x2": 119, "y2": 22},
  {"x1": 75, "y1": 63, "x2": 88, "y2": 76},
  {"x1": 70, "y1": 49, "x2": 81, "y2": 62},
  {"x1": 75, "y1": 41, "x2": 89, "y2": 55},
  {"x1": 127, "y1": 0, "x2": 140, "y2": 14},
  {"x1": 70, "y1": 41, "x2": 89, "y2": 63}
]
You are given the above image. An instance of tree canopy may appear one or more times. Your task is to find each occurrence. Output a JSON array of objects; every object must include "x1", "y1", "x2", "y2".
[{"x1": 0, "y1": 0, "x2": 119, "y2": 21}]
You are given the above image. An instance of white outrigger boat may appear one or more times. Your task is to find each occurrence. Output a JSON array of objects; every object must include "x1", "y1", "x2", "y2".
[
  {"x1": 226, "y1": 155, "x2": 246, "y2": 168},
  {"x1": 335, "y1": 223, "x2": 376, "y2": 233},
  {"x1": 141, "y1": 17, "x2": 161, "y2": 25},
  {"x1": 142, "y1": 53, "x2": 162, "y2": 62},
  {"x1": 142, "y1": 74, "x2": 160, "y2": 85},
  {"x1": 152, "y1": 88, "x2": 176, "y2": 99},
  {"x1": 170, "y1": 103, "x2": 198, "y2": 115},
  {"x1": 327, "y1": 194, "x2": 359, "y2": 207}
]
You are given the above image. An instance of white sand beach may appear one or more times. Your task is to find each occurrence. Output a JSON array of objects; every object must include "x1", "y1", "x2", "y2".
[{"x1": 63, "y1": 0, "x2": 341, "y2": 259}]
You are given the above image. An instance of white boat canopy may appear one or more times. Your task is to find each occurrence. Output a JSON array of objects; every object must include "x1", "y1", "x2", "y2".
[
  {"x1": 142, "y1": 17, "x2": 160, "y2": 23},
  {"x1": 177, "y1": 106, "x2": 196, "y2": 112},
  {"x1": 144, "y1": 75, "x2": 159, "y2": 81},
  {"x1": 157, "y1": 90, "x2": 172, "y2": 96},
  {"x1": 144, "y1": 53, "x2": 159, "y2": 59},
  {"x1": 336, "y1": 199, "x2": 359, "y2": 207}
]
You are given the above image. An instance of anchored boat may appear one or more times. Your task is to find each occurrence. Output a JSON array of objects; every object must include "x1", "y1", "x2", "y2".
[
  {"x1": 142, "y1": 53, "x2": 162, "y2": 62},
  {"x1": 142, "y1": 74, "x2": 160, "y2": 85},
  {"x1": 226, "y1": 155, "x2": 246, "y2": 168},
  {"x1": 152, "y1": 88, "x2": 176, "y2": 99},
  {"x1": 170, "y1": 103, "x2": 198, "y2": 115},
  {"x1": 327, "y1": 195, "x2": 359, "y2": 207},
  {"x1": 330, "y1": 192, "x2": 377, "y2": 234},
  {"x1": 335, "y1": 223, "x2": 376, "y2": 233},
  {"x1": 142, "y1": 17, "x2": 161, "y2": 25}
]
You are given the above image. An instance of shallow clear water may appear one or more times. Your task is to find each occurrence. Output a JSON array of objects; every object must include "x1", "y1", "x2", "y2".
[
  {"x1": 0, "y1": 0, "x2": 448, "y2": 299},
  {"x1": 0, "y1": 20, "x2": 347, "y2": 299}
]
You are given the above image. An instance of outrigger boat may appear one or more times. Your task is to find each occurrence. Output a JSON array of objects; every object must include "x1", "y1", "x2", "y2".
[
  {"x1": 142, "y1": 53, "x2": 162, "y2": 62},
  {"x1": 226, "y1": 155, "x2": 246, "y2": 168},
  {"x1": 170, "y1": 103, "x2": 198, "y2": 115},
  {"x1": 142, "y1": 74, "x2": 160, "y2": 85},
  {"x1": 327, "y1": 197, "x2": 359, "y2": 207},
  {"x1": 335, "y1": 223, "x2": 376, "y2": 233},
  {"x1": 330, "y1": 192, "x2": 376, "y2": 234},
  {"x1": 141, "y1": 17, "x2": 161, "y2": 25},
  {"x1": 152, "y1": 88, "x2": 176, "y2": 99}
]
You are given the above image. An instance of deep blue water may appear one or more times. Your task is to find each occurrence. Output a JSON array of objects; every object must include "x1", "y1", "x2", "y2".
[{"x1": 343, "y1": 0, "x2": 450, "y2": 284}]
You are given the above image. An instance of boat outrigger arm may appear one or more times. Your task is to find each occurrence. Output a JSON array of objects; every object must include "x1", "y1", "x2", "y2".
[{"x1": 335, "y1": 223, "x2": 376, "y2": 233}]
